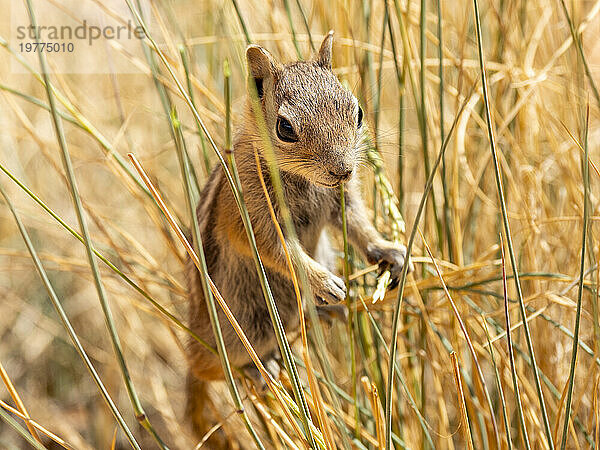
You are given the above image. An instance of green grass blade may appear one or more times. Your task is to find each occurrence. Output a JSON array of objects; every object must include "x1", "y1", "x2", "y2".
[
  {"x1": 283, "y1": 0, "x2": 303, "y2": 59},
  {"x1": 0, "y1": 406, "x2": 48, "y2": 450},
  {"x1": 437, "y1": 0, "x2": 453, "y2": 262},
  {"x1": 230, "y1": 0, "x2": 252, "y2": 44},
  {"x1": 179, "y1": 45, "x2": 211, "y2": 176},
  {"x1": 339, "y1": 184, "x2": 360, "y2": 440}
]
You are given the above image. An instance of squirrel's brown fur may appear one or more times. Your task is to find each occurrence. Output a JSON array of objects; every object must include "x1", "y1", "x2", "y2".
[{"x1": 186, "y1": 32, "x2": 409, "y2": 441}]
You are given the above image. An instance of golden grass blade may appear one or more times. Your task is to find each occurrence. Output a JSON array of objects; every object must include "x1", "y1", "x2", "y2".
[
  {"x1": 451, "y1": 352, "x2": 474, "y2": 450},
  {"x1": 0, "y1": 400, "x2": 74, "y2": 450},
  {"x1": 361, "y1": 376, "x2": 385, "y2": 450},
  {"x1": 0, "y1": 361, "x2": 42, "y2": 444},
  {"x1": 110, "y1": 428, "x2": 118, "y2": 450}
]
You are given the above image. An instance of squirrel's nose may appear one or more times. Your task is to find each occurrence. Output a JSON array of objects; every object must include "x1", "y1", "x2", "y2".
[{"x1": 329, "y1": 168, "x2": 353, "y2": 182}]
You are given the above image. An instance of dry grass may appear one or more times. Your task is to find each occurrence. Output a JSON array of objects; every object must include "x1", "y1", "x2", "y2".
[{"x1": 1, "y1": 0, "x2": 600, "y2": 448}]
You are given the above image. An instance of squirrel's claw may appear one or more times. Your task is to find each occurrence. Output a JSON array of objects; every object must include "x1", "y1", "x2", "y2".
[
  {"x1": 313, "y1": 271, "x2": 346, "y2": 304},
  {"x1": 369, "y1": 242, "x2": 412, "y2": 289}
]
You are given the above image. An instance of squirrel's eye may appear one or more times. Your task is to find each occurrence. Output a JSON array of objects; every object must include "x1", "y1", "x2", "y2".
[
  {"x1": 276, "y1": 117, "x2": 298, "y2": 143},
  {"x1": 357, "y1": 106, "x2": 363, "y2": 129}
]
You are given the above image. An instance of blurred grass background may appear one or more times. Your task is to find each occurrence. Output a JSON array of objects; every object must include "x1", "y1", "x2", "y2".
[{"x1": 1, "y1": 0, "x2": 600, "y2": 448}]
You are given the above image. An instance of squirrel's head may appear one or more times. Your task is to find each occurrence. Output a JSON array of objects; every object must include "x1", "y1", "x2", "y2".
[{"x1": 245, "y1": 31, "x2": 364, "y2": 188}]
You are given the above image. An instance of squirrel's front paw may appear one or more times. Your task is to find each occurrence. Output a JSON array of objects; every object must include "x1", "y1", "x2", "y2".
[
  {"x1": 312, "y1": 271, "x2": 346, "y2": 304},
  {"x1": 367, "y1": 241, "x2": 413, "y2": 288}
]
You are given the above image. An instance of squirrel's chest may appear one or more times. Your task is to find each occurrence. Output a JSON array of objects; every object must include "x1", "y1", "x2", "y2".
[{"x1": 285, "y1": 184, "x2": 336, "y2": 247}]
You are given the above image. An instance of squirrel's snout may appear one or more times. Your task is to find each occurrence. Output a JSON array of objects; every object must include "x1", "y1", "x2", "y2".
[{"x1": 328, "y1": 168, "x2": 353, "y2": 182}]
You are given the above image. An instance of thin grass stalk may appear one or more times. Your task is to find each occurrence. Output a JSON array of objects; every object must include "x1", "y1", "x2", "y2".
[
  {"x1": 384, "y1": 84, "x2": 473, "y2": 449},
  {"x1": 339, "y1": 184, "x2": 360, "y2": 440},
  {"x1": 437, "y1": 0, "x2": 453, "y2": 262},
  {"x1": 294, "y1": 0, "x2": 314, "y2": 51},
  {"x1": 471, "y1": 1, "x2": 554, "y2": 447},
  {"x1": 372, "y1": 385, "x2": 385, "y2": 450},
  {"x1": 417, "y1": 5, "x2": 434, "y2": 433},
  {"x1": 360, "y1": 377, "x2": 385, "y2": 450},
  {"x1": 0, "y1": 400, "x2": 73, "y2": 450},
  {"x1": 554, "y1": 378, "x2": 572, "y2": 444},
  {"x1": 374, "y1": 5, "x2": 388, "y2": 145},
  {"x1": 230, "y1": 0, "x2": 252, "y2": 44},
  {"x1": 23, "y1": 1, "x2": 166, "y2": 447},
  {"x1": 451, "y1": 352, "x2": 474, "y2": 450},
  {"x1": 283, "y1": 0, "x2": 303, "y2": 59},
  {"x1": 500, "y1": 237, "x2": 531, "y2": 450},
  {"x1": 558, "y1": 0, "x2": 600, "y2": 109},
  {"x1": 0, "y1": 407, "x2": 48, "y2": 450},
  {"x1": 0, "y1": 84, "x2": 80, "y2": 126},
  {"x1": 179, "y1": 45, "x2": 211, "y2": 175},
  {"x1": 0, "y1": 184, "x2": 140, "y2": 450},
  {"x1": 122, "y1": 5, "x2": 317, "y2": 443},
  {"x1": 389, "y1": 0, "x2": 423, "y2": 139},
  {"x1": 137, "y1": 14, "x2": 201, "y2": 202},
  {"x1": 417, "y1": 227, "x2": 500, "y2": 447},
  {"x1": 0, "y1": 361, "x2": 41, "y2": 444},
  {"x1": 0, "y1": 164, "x2": 214, "y2": 354},
  {"x1": 560, "y1": 104, "x2": 590, "y2": 449},
  {"x1": 381, "y1": 0, "x2": 405, "y2": 209},
  {"x1": 418, "y1": 0, "x2": 442, "y2": 253},
  {"x1": 127, "y1": 153, "x2": 320, "y2": 449},
  {"x1": 482, "y1": 317, "x2": 512, "y2": 449},
  {"x1": 390, "y1": 0, "x2": 441, "y2": 243}
]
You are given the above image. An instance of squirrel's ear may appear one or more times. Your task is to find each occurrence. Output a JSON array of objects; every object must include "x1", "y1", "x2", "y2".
[
  {"x1": 246, "y1": 45, "x2": 281, "y2": 99},
  {"x1": 316, "y1": 30, "x2": 334, "y2": 69}
]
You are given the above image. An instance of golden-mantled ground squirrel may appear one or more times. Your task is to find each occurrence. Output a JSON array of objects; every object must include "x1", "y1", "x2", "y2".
[{"x1": 187, "y1": 32, "x2": 409, "y2": 439}]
